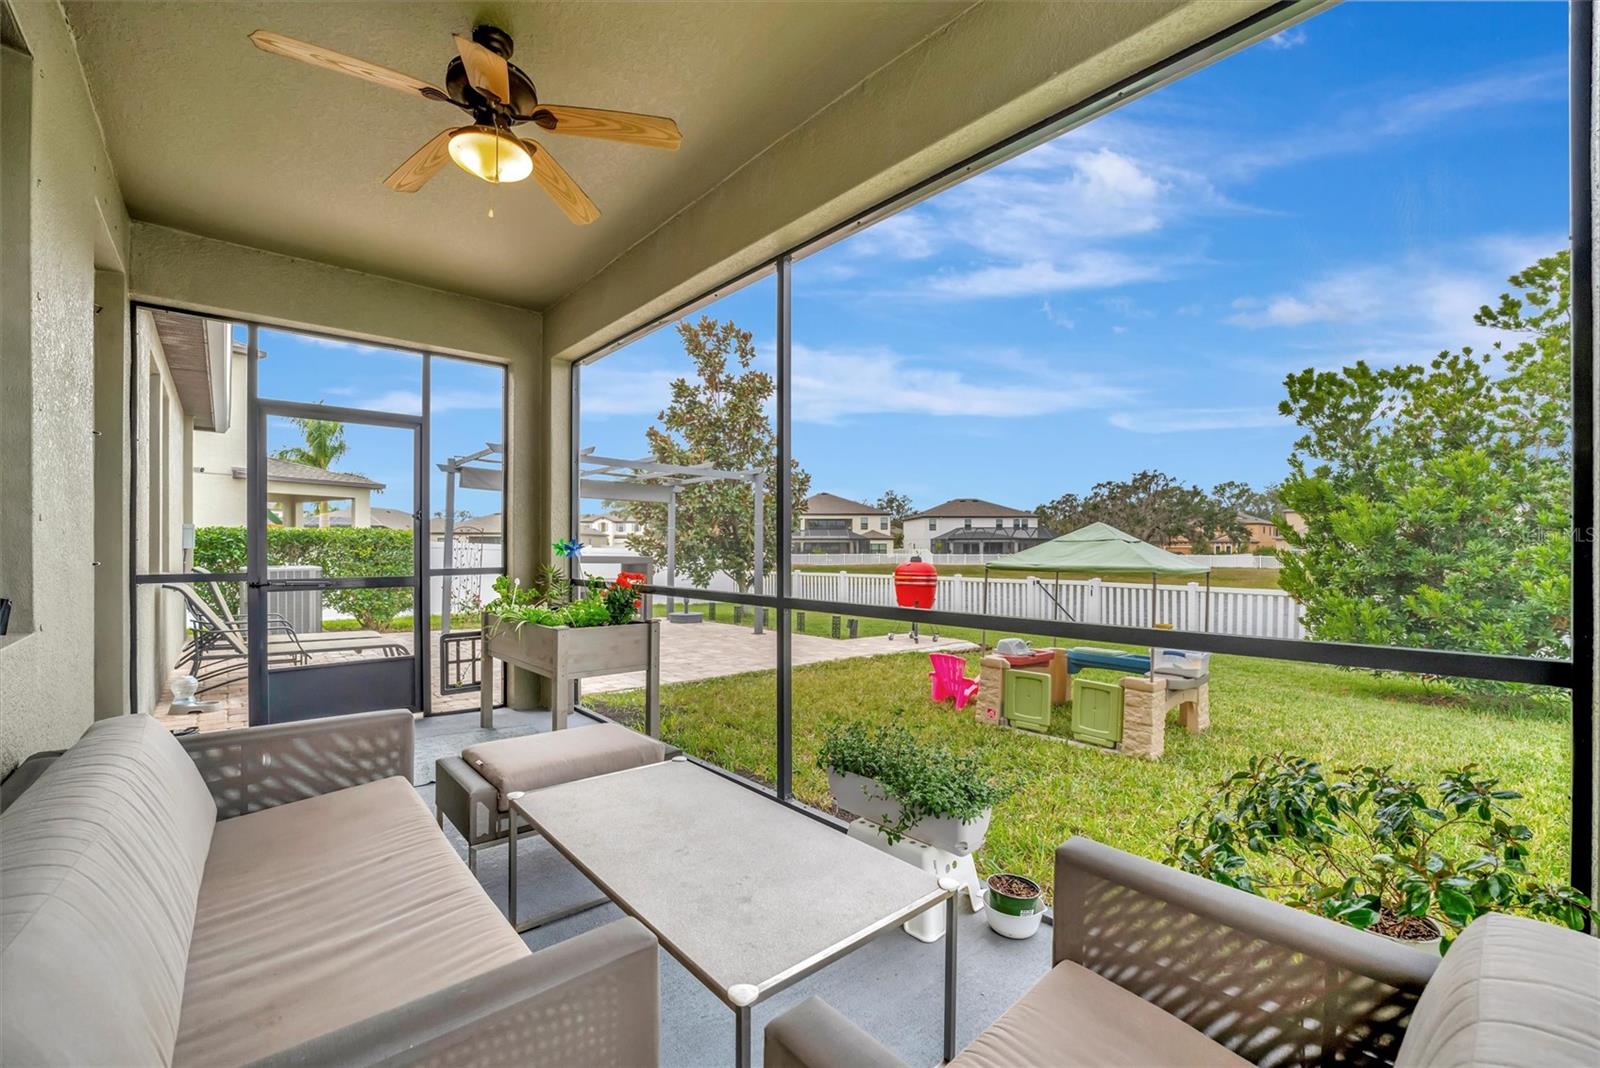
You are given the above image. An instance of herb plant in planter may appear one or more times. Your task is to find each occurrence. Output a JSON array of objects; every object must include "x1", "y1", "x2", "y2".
[
  {"x1": 818, "y1": 722, "x2": 1011, "y2": 856},
  {"x1": 479, "y1": 567, "x2": 658, "y2": 732},
  {"x1": 1169, "y1": 756, "x2": 1594, "y2": 953}
]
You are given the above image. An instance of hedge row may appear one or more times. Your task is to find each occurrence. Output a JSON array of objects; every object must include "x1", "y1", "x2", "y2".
[{"x1": 193, "y1": 526, "x2": 415, "y2": 630}]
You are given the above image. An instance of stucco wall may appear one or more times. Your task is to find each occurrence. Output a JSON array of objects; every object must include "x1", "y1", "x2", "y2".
[{"x1": 0, "y1": 1, "x2": 131, "y2": 775}]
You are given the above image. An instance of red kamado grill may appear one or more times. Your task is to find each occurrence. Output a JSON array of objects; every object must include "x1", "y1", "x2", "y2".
[
  {"x1": 891, "y1": 556, "x2": 938, "y2": 642},
  {"x1": 893, "y1": 557, "x2": 938, "y2": 609}
]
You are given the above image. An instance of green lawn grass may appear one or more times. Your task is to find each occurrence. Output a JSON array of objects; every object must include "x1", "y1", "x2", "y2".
[{"x1": 588, "y1": 623, "x2": 1572, "y2": 902}]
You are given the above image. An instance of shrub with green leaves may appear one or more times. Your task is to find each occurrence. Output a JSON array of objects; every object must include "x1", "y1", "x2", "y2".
[
  {"x1": 193, "y1": 525, "x2": 414, "y2": 629},
  {"x1": 1169, "y1": 755, "x2": 1592, "y2": 952},
  {"x1": 818, "y1": 722, "x2": 1013, "y2": 844}
]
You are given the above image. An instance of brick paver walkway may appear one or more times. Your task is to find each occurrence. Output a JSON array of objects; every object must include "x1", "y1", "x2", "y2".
[{"x1": 154, "y1": 620, "x2": 973, "y2": 731}]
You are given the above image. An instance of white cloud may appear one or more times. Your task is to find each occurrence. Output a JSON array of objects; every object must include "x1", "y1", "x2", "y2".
[
  {"x1": 925, "y1": 252, "x2": 1162, "y2": 298},
  {"x1": 1041, "y1": 301, "x2": 1075, "y2": 328},
  {"x1": 577, "y1": 365, "x2": 678, "y2": 417},
  {"x1": 1224, "y1": 63, "x2": 1564, "y2": 176},
  {"x1": 791, "y1": 344, "x2": 1135, "y2": 423},
  {"x1": 1108, "y1": 408, "x2": 1287, "y2": 433},
  {"x1": 1224, "y1": 232, "x2": 1567, "y2": 368},
  {"x1": 1263, "y1": 27, "x2": 1308, "y2": 51}
]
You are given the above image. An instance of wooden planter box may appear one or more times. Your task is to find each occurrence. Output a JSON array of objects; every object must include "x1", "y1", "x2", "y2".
[{"x1": 481, "y1": 614, "x2": 660, "y2": 734}]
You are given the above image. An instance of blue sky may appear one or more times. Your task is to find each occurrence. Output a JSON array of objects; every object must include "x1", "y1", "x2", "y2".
[
  {"x1": 580, "y1": 0, "x2": 1570, "y2": 516},
  {"x1": 253, "y1": 328, "x2": 506, "y2": 519}
]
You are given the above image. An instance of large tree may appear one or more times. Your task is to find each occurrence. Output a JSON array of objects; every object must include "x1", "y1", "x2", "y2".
[
  {"x1": 875, "y1": 490, "x2": 914, "y2": 547},
  {"x1": 1276, "y1": 252, "x2": 1571, "y2": 663},
  {"x1": 1037, "y1": 470, "x2": 1253, "y2": 550},
  {"x1": 620, "y1": 317, "x2": 811, "y2": 591}
]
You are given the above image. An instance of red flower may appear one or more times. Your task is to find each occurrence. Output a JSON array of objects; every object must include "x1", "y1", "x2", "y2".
[{"x1": 615, "y1": 571, "x2": 647, "y2": 589}]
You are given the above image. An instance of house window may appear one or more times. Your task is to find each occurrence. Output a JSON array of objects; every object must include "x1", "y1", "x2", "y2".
[
  {"x1": 880, "y1": 517, "x2": 888, "y2": 530},
  {"x1": 994, "y1": 518, "x2": 1003, "y2": 528},
  {"x1": 929, "y1": 519, "x2": 937, "y2": 531},
  {"x1": 859, "y1": 518, "x2": 868, "y2": 530},
  {"x1": 964, "y1": 519, "x2": 972, "y2": 528}
]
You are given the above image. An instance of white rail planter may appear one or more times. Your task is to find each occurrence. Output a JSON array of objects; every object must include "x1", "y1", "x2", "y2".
[
  {"x1": 826, "y1": 770, "x2": 992, "y2": 856},
  {"x1": 481, "y1": 614, "x2": 661, "y2": 735}
]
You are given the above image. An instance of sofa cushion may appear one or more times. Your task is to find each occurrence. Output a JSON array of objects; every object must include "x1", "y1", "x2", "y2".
[
  {"x1": 951, "y1": 959, "x2": 1251, "y2": 1068},
  {"x1": 172, "y1": 776, "x2": 528, "y2": 1067},
  {"x1": 1395, "y1": 913, "x2": 1600, "y2": 1068},
  {"x1": 1, "y1": 715, "x2": 216, "y2": 1067},
  {"x1": 463, "y1": 722, "x2": 672, "y2": 810}
]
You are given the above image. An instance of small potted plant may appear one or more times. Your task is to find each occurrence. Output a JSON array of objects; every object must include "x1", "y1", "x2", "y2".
[
  {"x1": 985, "y1": 872, "x2": 1045, "y2": 939},
  {"x1": 1169, "y1": 756, "x2": 1595, "y2": 954},
  {"x1": 817, "y1": 721, "x2": 1011, "y2": 856}
]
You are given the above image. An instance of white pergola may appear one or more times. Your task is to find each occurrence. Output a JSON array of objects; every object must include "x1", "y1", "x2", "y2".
[
  {"x1": 579, "y1": 448, "x2": 767, "y2": 632},
  {"x1": 438, "y1": 443, "x2": 505, "y2": 636}
]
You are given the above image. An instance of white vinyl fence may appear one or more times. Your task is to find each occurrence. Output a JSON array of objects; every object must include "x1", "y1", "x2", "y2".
[
  {"x1": 792, "y1": 570, "x2": 1306, "y2": 640},
  {"x1": 418, "y1": 542, "x2": 1304, "y2": 640},
  {"x1": 788, "y1": 551, "x2": 1282, "y2": 569}
]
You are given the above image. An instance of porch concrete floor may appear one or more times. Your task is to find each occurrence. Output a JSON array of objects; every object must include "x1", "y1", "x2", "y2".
[
  {"x1": 413, "y1": 710, "x2": 1047, "y2": 1068},
  {"x1": 155, "y1": 619, "x2": 974, "y2": 732}
]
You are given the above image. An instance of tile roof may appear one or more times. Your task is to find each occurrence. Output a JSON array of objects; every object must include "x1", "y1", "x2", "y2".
[
  {"x1": 803, "y1": 492, "x2": 889, "y2": 515},
  {"x1": 905, "y1": 497, "x2": 1034, "y2": 520},
  {"x1": 262, "y1": 457, "x2": 385, "y2": 490}
]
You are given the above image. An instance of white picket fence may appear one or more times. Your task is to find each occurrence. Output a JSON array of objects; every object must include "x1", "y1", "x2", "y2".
[
  {"x1": 792, "y1": 570, "x2": 1306, "y2": 640},
  {"x1": 424, "y1": 542, "x2": 1304, "y2": 640},
  {"x1": 788, "y1": 551, "x2": 1282, "y2": 569}
]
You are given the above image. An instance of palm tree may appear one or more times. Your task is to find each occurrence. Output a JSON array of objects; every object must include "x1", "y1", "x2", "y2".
[
  {"x1": 274, "y1": 416, "x2": 347, "y2": 469},
  {"x1": 274, "y1": 417, "x2": 347, "y2": 526}
]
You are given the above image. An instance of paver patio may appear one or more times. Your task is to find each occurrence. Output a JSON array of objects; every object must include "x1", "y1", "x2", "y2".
[{"x1": 153, "y1": 619, "x2": 973, "y2": 731}]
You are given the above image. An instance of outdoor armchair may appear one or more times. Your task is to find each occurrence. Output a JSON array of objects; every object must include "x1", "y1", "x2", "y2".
[{"x1": 768, "y1": 835, "x2": 1444, "y2": 1068}]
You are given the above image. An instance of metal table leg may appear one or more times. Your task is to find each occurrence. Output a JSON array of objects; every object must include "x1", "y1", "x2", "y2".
[
  {"x1": 943, "y1": 891, "x2": 958, "y2": 1062},
  {"x1": 735, "y1": 1004, "x2": 751, "y2": 1068},
  {"x1": 506, "y1": 792, "x2": 523, "y2": 927}
]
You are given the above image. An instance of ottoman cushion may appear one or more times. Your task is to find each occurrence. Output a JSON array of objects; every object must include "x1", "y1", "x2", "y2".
[{"x1": 463, "y1": 723, "x2": 672, "y2": 810}]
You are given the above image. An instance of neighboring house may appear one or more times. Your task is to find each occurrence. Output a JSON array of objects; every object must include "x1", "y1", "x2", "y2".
[
  {"x1": 187, "y1": 327, "x2": 385, "y2": 528},
  {"x1": 901, "y1": 498, "x2": 1045, "y2": 555},
  {"x1": 1166, "y1": 511, "x2": 1300, "y2": 555},
  {"x1": 792, "y1": 493, "x2": 894, "y2": 554},
  {"x1": 582, "y1": 512, "x2": 642, "y2": 548}
]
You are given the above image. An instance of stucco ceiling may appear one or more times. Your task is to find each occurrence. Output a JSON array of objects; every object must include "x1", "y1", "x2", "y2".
[{"x1": 65, "y1": 1, "x2": 967, "y2": 309}]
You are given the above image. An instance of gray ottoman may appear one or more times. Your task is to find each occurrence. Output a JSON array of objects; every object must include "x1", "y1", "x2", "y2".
[{"x1": 436, "y1": 723, "x2": 676, "y2": 931}]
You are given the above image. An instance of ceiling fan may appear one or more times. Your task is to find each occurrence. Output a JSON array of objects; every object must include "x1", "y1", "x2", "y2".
[{"x1": 248, "y1": 24, "x2": 682, "y2": 224}]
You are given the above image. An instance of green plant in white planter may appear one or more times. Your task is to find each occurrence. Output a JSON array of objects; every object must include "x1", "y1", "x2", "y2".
[{"x1": 817, "y1": 722, "x2": 1012, "y2": 855}]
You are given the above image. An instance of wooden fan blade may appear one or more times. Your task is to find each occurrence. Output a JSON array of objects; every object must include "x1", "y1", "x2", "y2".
[
  {"x1": 383, "y1": 129, "x2": 456, "y2": 192},
  {"x1": 523, "y1": 138, "x2": 600, "y2": 225},
  {"x1": 249, "y1": 30, "x2": 450, "y2": 103},
  {"x1": 453, "y1": 34, "x2": 511, "y2": 104},
  {"x1": 529, "y1": 105, "x2": 682, "y2": 150}
]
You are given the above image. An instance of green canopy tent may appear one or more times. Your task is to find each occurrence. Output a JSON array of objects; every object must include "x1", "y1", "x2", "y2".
[{"x1": 979, "y1": 522, "x2": 1212, "y2": 651}]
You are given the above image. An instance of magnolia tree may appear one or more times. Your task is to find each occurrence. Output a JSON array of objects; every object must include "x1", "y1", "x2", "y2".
[
  {"x1": 1277, "y1": 252, "x2": 1572, "y2": 669},
  {"x1": 620, "y1": 317, "x2": 811, "y2": 593}
]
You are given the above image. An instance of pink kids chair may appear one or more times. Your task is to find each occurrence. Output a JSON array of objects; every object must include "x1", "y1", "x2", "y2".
[{"x1": 929, "y1": 652, "x2": 979, "y2": 710}]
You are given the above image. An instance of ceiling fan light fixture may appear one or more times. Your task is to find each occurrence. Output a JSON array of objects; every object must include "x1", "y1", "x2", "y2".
[{"x1": 447, "y1": 125, "x2": 533, "y2": 183}]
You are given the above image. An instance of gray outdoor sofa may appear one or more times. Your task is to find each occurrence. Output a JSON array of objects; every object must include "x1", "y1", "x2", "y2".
[
  {"x1": 0, "y1": 710, "x2": 659, "y2": 1067},
  {"x1": 768, "y1": 836, "x2": 1600, "y2": 1068}
]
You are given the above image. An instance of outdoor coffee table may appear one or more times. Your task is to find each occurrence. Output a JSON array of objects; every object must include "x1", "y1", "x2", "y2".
[{"x1": 509, "y1": 757, "x2": 960, "y2": 1067}]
